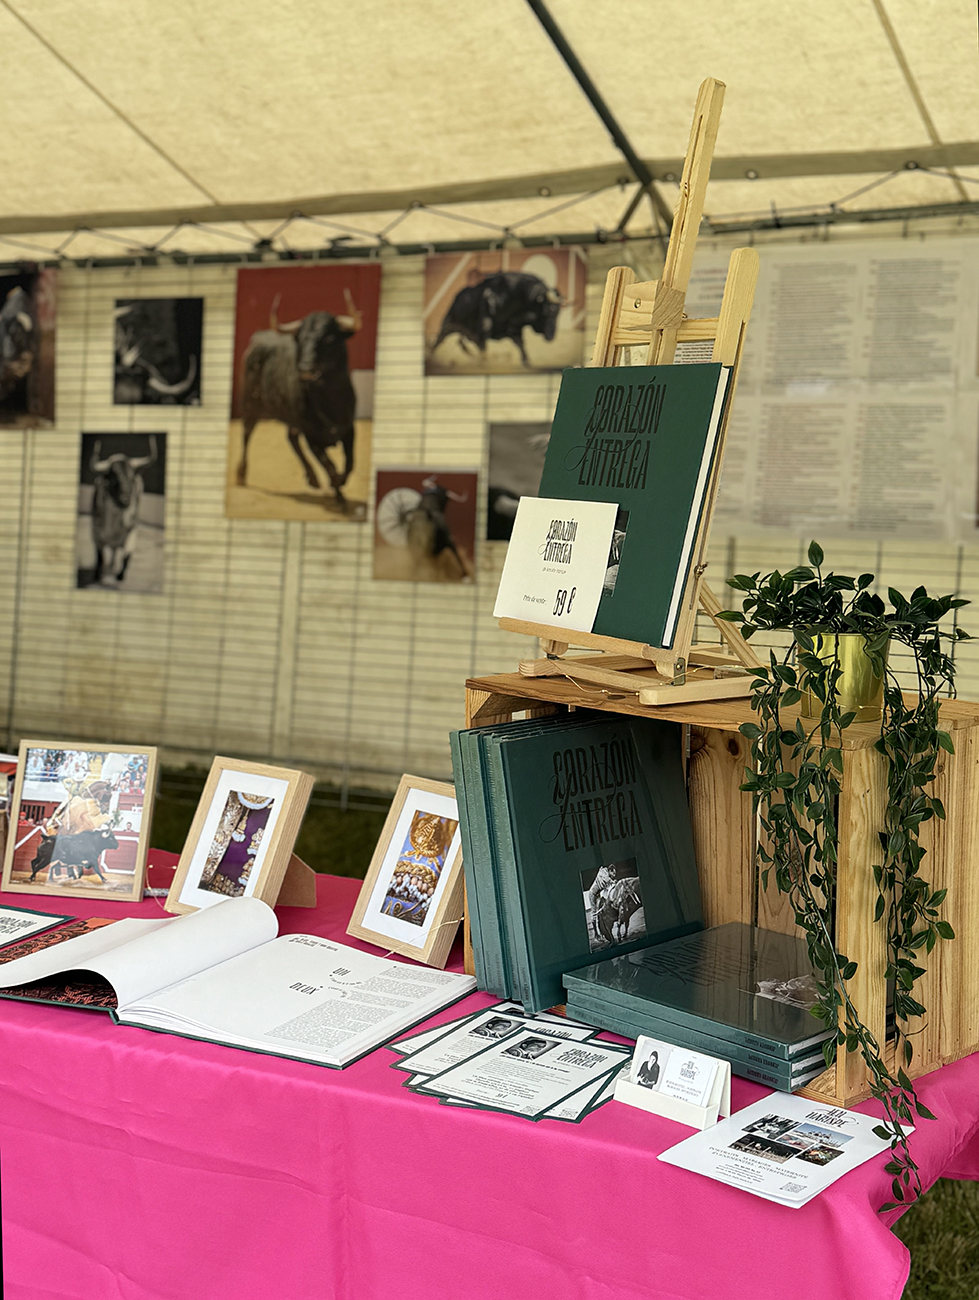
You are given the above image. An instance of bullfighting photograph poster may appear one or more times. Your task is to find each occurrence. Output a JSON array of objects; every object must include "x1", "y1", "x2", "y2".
[
  {"x1": 0, "y1": 267, "x2": 56, "y2": 426},
  {"x1": 373, "y1": 469, "x2": 477, "y2": 583},
  {"x1": 76, "y1": 433, "x2": 167, "y2": 594},
  {"x1": 1, "y1": 741, "x2": 158, "y2": 903},
  {"x1": 225, "y1": 263, "x2": 381, "y2": 522},
  {"x1": 423, "y1": 248, "x2": 586, "y2": 376},
  {"x1": 113, "y1": 298, "x2": 203, "y2": 405}
]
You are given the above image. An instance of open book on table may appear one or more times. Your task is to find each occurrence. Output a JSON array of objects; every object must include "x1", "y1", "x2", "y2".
[{"x1": 0, "y1": 898, "x2": 476, "y2": 1068}]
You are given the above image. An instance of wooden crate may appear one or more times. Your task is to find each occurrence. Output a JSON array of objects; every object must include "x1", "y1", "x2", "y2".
[{"x1": 464, "y1": 673, "x2": 979, "y2": 1107}]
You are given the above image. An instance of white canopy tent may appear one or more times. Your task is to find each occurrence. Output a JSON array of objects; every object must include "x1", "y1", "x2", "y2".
[{"x1": 1, "y1": 0, "x2": 976, "y2": 262}]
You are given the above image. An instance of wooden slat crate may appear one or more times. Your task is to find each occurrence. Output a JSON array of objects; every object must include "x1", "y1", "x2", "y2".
[{"x1": 464, "y1": 673, "x2": 979, "y2": 1107}]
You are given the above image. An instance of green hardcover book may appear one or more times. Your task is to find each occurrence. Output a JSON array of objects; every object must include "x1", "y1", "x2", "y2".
[
  {"x1": 490, "y1": 713, "x2": 704, "y2": 1015},
  {"x1": 563, "y1": 923, "x2": 834, "y2": 1060},
  {"x1": 476, "y1": 713, "x2": 590, "y2": 1004},
  {"x1": 461, "y1": 727, "x2": 509, "y2": 997},
  {"x1": 563, "y1": 989, "x2": 828, "y2": 1082},
  {"x1": 564, "y1": 996, "x2": 826, "y2": 1094},
  {"x1": 538, "y1": 362, "x2": 731, "y2": 648},
  {"x1": 449, "y1": 730, "x2": 490, "y2": 992},
  {"x1": 454, "y1": 713, "x2": 590, "y2": 999}
]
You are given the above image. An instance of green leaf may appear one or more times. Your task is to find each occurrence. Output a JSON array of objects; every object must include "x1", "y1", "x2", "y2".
[
  {"x1": 739, "y1": 722, "x2": 762, "y2": 739},
  {"x1": 808, "y1": 541, "x2": 824, "y2": 567},
  {"x1": 857, "y1": 573, "x2": 874, "y2": 589},
  {"x1": 936, "y1": 920, "x2": 956, "y2": 940},
  {"x1": 937, "y1": 730, "x2": 955, "y2": 754}
]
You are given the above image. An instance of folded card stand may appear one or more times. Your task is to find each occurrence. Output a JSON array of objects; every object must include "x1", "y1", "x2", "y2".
[{"x1": 614, "y1": 1052, "x2": 731, "y2": 1130}]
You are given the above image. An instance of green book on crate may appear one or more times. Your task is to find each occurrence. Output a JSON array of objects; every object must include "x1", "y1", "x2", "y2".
[
  {"x1": 452, "y1": 714, "x2": 589, "y2": 1000},
  {"x1": 563, "y1": 990, "x2": 827, "y2": 1086},
  {"x1": 537, "y1": 362, "x2": 731, "y2": 649},
  {"x1": 563, "y1": 922, "x2": 834, "y2": 1060},
  {"x1": 487, "y1": 713, "x2": 704, "y2": 1014}
]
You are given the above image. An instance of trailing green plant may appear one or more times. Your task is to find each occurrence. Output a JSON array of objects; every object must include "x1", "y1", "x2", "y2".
[{"x1": 719, "y1": 542, "x2": 970, "y2": 1208}]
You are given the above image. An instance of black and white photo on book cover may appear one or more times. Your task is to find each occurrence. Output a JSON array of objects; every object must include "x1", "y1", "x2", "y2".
[
  {"x1": 114, "y1": 298, "x2": 203, "y2": 405},
  {"x1": 76, "y1": 433, "x2": 166, "y2": 593},
  {"x1": 580, "y1": 857, "x2": 647, "y2": 953}
]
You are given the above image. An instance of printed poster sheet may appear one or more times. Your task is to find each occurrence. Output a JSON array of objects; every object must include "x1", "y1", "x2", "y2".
[
  {"x1": 683, "y1": 238, "x2": 979, "y2": 540},
  {"x1": 659, "y1": 1093, "x2": 909, "y2": 1208}
]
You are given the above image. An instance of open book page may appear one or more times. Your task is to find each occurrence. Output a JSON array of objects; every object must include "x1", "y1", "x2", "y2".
[
  {"x1": 119, "y1": 933, "x2": 476, "y2": 1067},
  {"x1": 0, "y1": 898, "x2": 277, "y2": 1008}
]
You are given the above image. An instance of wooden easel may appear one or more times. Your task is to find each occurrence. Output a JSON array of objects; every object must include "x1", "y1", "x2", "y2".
[{"x1": 498, "y1": 78, "x2": 762, "y2": 706}]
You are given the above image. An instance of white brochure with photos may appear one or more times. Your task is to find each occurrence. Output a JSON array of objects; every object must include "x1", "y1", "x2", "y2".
[
  {"x1": 614, "y1": 1035, "x2": 731, "y2": 1129},
  {"x1": 658, "y1": 1093, "x2": 910, "y2": 1208},
  {"x1": 493, "y1": 495, "x2": 619, "y2": 634}
]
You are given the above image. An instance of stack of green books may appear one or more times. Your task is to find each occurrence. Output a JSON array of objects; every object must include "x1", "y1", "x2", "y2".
[
  {"x1": 450, "y1": 711, "x2": 704, "y2": 1015},
  {"x1": 563, "y1": 923, "x2": 835, "y2": 1091}
]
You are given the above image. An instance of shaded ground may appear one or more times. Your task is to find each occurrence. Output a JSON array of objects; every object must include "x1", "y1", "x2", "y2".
[
  {"x1": 151, "y1": 766, "x2": 390, "y2": 878},
  {"x1": 897, "y1": 1179, "x2": 979, "y2": 1298}
]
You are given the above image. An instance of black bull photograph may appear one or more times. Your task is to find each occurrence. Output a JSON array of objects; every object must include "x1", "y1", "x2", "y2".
[
  {"x1": 0, "y1": 268, "x2": 57, "y2": 426},
  {"x1": 423, "y1": 248, "x2": 586, "y2": 376},
  {"x1": 76, "y1": 432, "x2": 167, "y2": 593},
  {"x1": 225, "y1": 264, "x2": 381, "y2": 522}
]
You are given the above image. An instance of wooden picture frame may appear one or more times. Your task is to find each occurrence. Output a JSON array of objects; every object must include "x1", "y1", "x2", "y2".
[
  {"x1": 165, "y1": 757, "x2": 313, "y2": 915},
  {"x1": 1, "y1": 740, "x2": 158, "y2": 903},
  {"x1": 346, "y1": 774, "x2": 464, "y2": 969}
]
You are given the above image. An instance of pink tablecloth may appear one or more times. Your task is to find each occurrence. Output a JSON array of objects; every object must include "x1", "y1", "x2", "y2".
[{"x1": 2, "y1": 856, "x2": 979, "y2": 1300}]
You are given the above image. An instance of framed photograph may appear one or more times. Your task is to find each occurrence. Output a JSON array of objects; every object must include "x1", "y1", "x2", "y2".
[
  {"x1": 0, "y1": 267, "x2": 56, "y2": 427},
  {"x1": 114, "y1": 297, "x2": 203, "y2": 405},
  {"x1": 165, "y1": 757, "x2": 314, "y2": 914},
  {"x1": 76, "y1": 432, "x2": 167, "y2": 592},
  {"x1": 373, "y1": 469, "x2": 477, "y2": 583},
  {"x1": 486, "y1": 421, "x2": 550, "y2": 540},
  {"x1": 346, "y1": 775, "x2": 464, "y2": 968},
  {"x1": 1, "y1": 741, "x2": 157, "y2": 902},
  {"x1": 424, "y1": 248, "x2": 586, "y2": 376},
  {"x1": 226, "y1": 263, "x2": 381, "y2": 522}
]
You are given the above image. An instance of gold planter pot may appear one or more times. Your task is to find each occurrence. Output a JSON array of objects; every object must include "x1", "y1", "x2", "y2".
[{"x1": 799, "y1": 632, "x2": 888, "y2": 724}]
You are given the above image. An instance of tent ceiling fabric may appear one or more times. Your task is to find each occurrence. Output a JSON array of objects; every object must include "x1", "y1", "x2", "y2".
[{"x1": 0, "y1": 0, "x2": 976, "y2": 252}]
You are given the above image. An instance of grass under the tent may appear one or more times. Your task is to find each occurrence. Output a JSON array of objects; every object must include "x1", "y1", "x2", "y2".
[
  {"x1": 896, "y1": 1180, "x2": 979, "y2": 1298},
  {"x1": 150, "y1": 766, "x2": 979, "y2": 1298}
]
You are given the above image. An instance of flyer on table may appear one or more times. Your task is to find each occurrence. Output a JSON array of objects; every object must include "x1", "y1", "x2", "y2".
[
  {"x1": 416, "y1": 1026, "x2": 627, "y2": 1118},
  {"x1": 493, "y1": 496, "x2": 619, "y2": 634},
  {"x1": 659, "y1": 1093, "x2": 911, "y2": 1208}
]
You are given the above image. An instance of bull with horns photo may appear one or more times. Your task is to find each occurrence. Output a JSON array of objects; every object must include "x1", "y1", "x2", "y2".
[{"x1": 76, "y1": 433, "x2": 167, "y2": 593}]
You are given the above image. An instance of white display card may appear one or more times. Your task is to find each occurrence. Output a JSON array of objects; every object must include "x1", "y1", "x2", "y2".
[
  {"x1": 493, "y1": 496, "x2": 619, "y2": 633},
  {"x1": 614, "y1": 1035, "x2": 731, "y2": 1130},
  {"x1": 0, "y1": 905, "x2": 71, "y2": 949}
]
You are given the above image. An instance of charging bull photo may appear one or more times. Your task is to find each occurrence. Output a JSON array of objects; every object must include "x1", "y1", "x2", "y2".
[
  {"x1": 226, "y1": 263, "x2": 381, "y2": 521},
  {"x1": 423, "y1": 248, "x2": 586, "y2": 376},
  {"x1": 75, "y1": 432, "x2": 167, "y2": 593},
  {"x1": 0, "y1": 267, "x2": 56, "y2": 426}
]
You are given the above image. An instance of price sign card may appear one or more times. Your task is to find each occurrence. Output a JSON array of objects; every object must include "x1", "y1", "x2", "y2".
[{"x1": 493, "y1": 496, "x2": 619, "y2": 634}]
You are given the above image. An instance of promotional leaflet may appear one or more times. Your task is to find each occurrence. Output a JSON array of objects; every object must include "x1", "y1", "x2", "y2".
[
  {"x1": 413, "y1": 1027, "x2": 629, "y2": 1118},
  {"x1": 390, "y1": 1005, "x2": 595, "y2": 1077},
  {"x1": 658, "y1": 1093, "x2": 909, "y2": 1207},
  {"x1": 439, "y1": 1050, "x2": 632, "y2": 1122}
]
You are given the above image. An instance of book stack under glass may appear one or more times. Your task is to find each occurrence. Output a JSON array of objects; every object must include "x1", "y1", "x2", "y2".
[{"x1": 563, "y1": 923, "x2": 834, "y2": 1092}]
